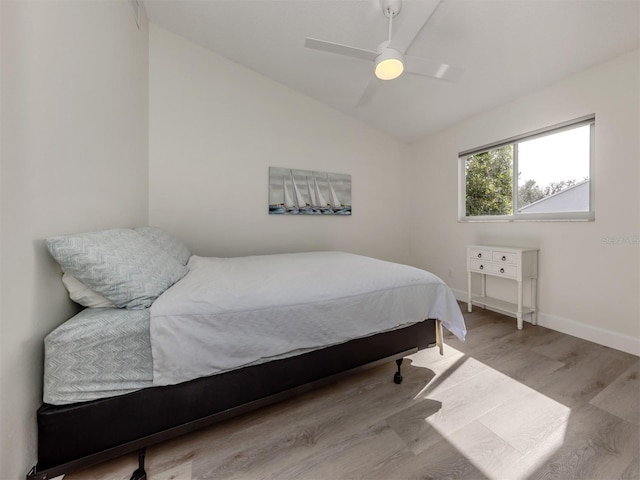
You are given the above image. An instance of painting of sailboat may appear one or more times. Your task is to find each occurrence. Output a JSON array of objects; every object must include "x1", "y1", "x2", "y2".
[{"x1": 269, "y1": 167, "x2": 352, "y2": 215}]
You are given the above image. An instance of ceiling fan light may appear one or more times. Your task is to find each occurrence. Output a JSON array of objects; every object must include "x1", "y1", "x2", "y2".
[{"x1": 374, "y1": 49, "x2": 404, "y2": 80}]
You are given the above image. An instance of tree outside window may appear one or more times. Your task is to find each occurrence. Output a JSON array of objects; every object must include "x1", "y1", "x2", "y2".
[{"x1": 464, "y1": 145, "x2": 513, "y2": 216}]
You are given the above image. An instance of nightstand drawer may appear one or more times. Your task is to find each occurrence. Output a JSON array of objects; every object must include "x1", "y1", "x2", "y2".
[
  {"x1": 485, "y1": 263, "x2": 517, "y2": 278},
  {"x1": 468, "y1": 259, "x2": 486, "y2": 273},
  {"x1": 493, "y1": 251, "x2": 517, "y2": 264},
  {"x1": 469, "y1": 248, "x2": 492, "y2": 261}
]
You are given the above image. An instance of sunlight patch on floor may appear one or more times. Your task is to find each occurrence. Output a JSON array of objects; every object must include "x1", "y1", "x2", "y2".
[{"x1": 409, "y1": 345, "x2": 571, "y2": 479}]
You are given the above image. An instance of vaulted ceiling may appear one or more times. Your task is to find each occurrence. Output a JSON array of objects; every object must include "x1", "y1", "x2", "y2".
[{"x1": 143, "y1": 0, "x2": 639, "y2": 143}]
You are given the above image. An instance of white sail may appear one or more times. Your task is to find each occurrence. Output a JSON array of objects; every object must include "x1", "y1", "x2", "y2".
[
  {"x1": 307, "y1": 176, "x2": 317, "y2": 206},
  {"x1": 314, "y1": 176, "x2": 328, "y2": 207},
  {"x1": 290, "y1": 171, "x2": 307, "y2": 208},
  {"x1": 283, "y1": 176, "x2": 294, "y2": 208},
  {"x1": 327, "y1": 175, "x2": 341, "y2": 208}
]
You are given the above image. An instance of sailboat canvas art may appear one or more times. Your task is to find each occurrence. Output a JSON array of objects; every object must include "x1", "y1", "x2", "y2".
[{"x1": 269, "y1": 167, "x2": 352, "y2": 215}]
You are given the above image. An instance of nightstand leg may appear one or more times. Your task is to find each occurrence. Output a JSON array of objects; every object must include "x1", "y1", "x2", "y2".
[
  {"x1": 467, "y1": 272, "x2": 472, "y2": 312},
  {"x1": 517, "y1": 280, "x2": 523, "y2": 330},
  {"x1": 531, "y1": 278, "x2": 538, "y2": 325}
]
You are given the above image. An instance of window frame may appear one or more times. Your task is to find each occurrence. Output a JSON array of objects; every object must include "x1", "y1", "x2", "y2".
[{"x1": 458, "y1": 115, "x2": 595, "y2": 222}]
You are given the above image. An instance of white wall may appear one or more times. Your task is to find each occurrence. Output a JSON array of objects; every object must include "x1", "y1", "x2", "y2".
[
  {"x1": 409, "y1": 51, "x2": 640, "y2": 354},
  {"x1": 149, "y1": 25, "x2": 413, "y2": 264},
  {"x1": 0, "y1": 2, "x2": 149, "y2": 477}
]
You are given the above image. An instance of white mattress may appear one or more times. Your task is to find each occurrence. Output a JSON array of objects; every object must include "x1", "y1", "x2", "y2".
[{"x1": 151, "y1": 252, "x2": 466, "y2": 386}]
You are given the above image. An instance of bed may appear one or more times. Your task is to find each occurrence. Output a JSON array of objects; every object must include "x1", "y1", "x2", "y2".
[{"x1": 28, "y1": 227, "x2": 466, "y2": 480}]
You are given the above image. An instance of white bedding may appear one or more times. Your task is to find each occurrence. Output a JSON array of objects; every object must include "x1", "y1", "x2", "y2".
[{"x1": 151, "y1": 252, "x2": 466, "y2": 386}]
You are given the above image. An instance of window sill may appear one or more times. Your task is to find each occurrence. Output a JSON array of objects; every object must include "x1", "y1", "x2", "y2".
[{"x1": 459, "y1": 214, "x2": 595, "y2": 223}]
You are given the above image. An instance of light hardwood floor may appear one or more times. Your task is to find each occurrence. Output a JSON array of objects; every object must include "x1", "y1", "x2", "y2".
[{"x1": 65, "y1": 305, "x2": 639, "y2": 480}]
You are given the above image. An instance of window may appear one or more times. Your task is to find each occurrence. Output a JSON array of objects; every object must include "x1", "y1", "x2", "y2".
[{"x1": 459, "y1": 115, "x2": 594, "y2": 221}]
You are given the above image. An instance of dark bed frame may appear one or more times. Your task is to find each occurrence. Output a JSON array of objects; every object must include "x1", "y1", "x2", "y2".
[{"x1": 27, "y1": 319, "x2": 438, "y2": 480}]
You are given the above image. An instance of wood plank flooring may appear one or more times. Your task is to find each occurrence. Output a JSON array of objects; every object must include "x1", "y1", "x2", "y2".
[{"x1": 64, "y1": 305, "x2": 639, "y2": 480}]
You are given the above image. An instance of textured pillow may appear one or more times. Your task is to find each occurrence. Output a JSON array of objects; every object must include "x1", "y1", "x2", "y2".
[
  {"x1": 61, "y1": 272, "x2": 116, "y2": 308},
  {"x1": 135, "y1": 226, "x2": 190, "y2": 265},
  {"x1": 46, "y1": 229, "x2": 188, "y2": 309}
]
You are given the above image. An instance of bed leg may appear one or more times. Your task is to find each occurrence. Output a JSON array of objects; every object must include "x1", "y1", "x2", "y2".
[
  {"x1": 130, "y1": 448, "x2": 147, "y2": 480},
  {"x1": 393, "y1": 358, "x2": 403, "y2": 384}
]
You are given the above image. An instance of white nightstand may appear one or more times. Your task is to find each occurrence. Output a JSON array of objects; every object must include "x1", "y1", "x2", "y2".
[{"x1": 466, "y1": 245, "x2": 539, "y2": 330}]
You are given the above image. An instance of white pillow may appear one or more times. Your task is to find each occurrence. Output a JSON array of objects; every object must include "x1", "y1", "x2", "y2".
[{"x1": 61, "y1": 272, "x2": 116, "y2": 308}]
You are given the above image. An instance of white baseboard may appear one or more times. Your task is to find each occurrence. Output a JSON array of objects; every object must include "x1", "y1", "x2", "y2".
[
  {"x1": 536, "y1": 312, "x2": 640, "y2": 356},
  {"x1": 450, "y1": 288, "x2": 640, "y2": 357}
]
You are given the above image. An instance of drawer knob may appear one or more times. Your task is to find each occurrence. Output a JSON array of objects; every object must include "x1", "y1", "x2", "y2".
[
  {"x1": 477, "y1": 253, "x2": 482, "y2": 258},
  {"x1": 500, "y1": 268, "x2": 505, "y2": 273},
  {"x1": 501, "y1": 255, "x2": 506, "y2": 261},
  {"x1": 479, "y1": 265, "x2": 484, "y2": 270}
]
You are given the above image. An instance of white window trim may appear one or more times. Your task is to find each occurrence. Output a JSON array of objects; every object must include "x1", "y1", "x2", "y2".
[{"x1": 458, "y1": 115, "x2": 595, "y2": 222}]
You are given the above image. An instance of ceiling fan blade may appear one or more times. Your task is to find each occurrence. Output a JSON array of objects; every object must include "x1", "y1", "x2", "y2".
[
  {"x1": 356, "y1": 77, "x2": 382, "y2": 107},
  {"x1": 305, "y1": 38, "x2": 378, "y2": 62},
  {"x1": 387, "y1": 0, "x2": 441, "y2": 54},
  {"x1": 404, "y1": 55, "x2": 464, "y2": 82}
]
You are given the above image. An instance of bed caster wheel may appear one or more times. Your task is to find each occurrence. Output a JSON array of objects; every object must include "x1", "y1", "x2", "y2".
[
  {"x1": 394, "y1": 358, "x2": 404, "y2": 384},
  {"x1": 131, "y1": 469, "x2": 146, "y2": 480}
]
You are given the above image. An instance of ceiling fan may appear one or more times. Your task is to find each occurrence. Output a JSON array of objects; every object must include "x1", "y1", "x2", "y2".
[{"x1": 304, "y1": 0, "x2": 463, "y2": 106}]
